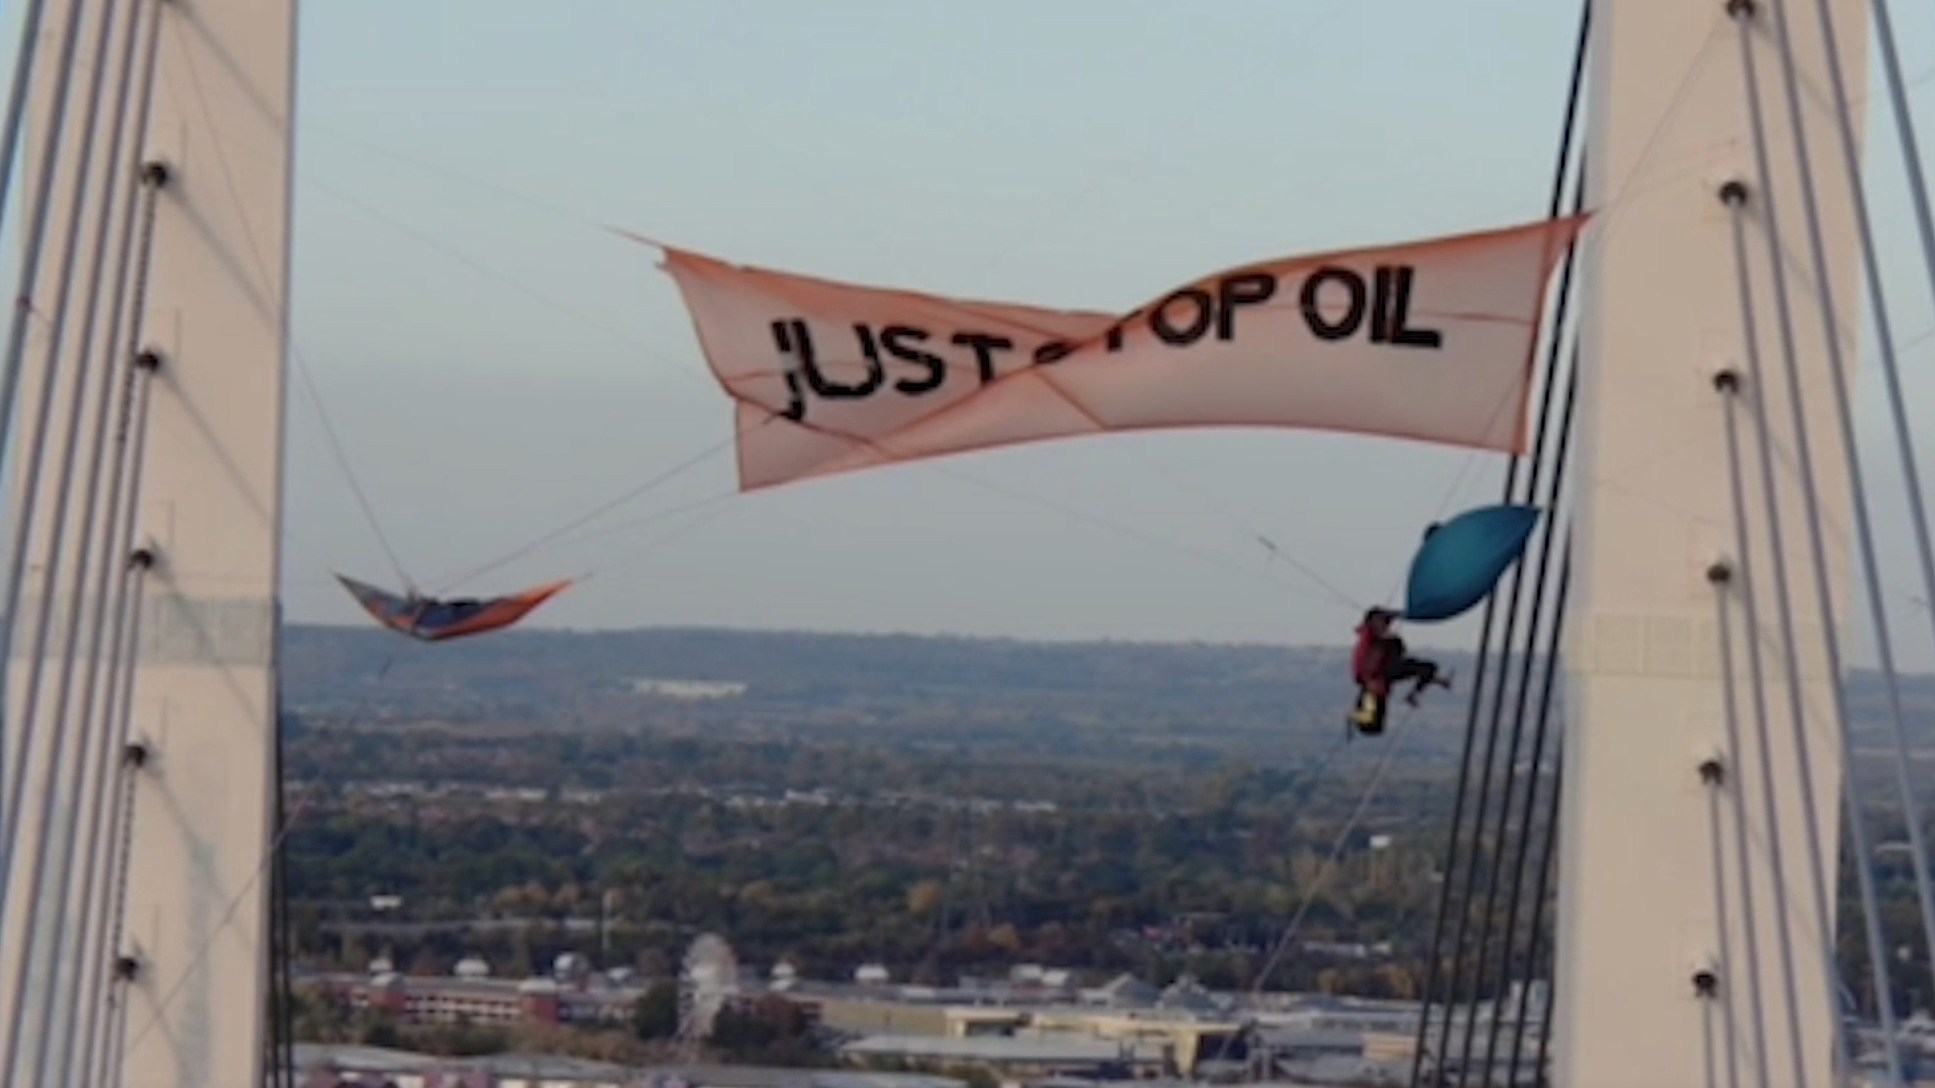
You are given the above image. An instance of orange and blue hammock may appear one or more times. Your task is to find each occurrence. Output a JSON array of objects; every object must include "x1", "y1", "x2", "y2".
[{"x1": 335, "y1": 573, "x2": 571, "y2": 642}]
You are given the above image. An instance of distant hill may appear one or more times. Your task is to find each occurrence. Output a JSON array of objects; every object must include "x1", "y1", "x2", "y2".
[
  {"x1": 279, "y1": 623, "x2": 1484, "y2": 766},
  {"x1": 279, "y1": 623, "x2": 1935, "y2": 784},
  {"x1": 282, "y1": 622, "x2": 1362, "y2": 705}
]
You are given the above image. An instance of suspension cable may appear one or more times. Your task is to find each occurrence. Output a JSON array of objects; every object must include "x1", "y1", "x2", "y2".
[
  {"x1": 1749, "y1": 0, "x2": 1910, "y2": 1074},
  {"x1": 1409, "y1": 526, "x2": 1509, "y2": 1083},
  {"x1": 47, "y1": 32, "x2": 166, "y2": 1078},
  {"x1": 1712, "y1": 371, "x2": 1778, "y2": 1088},
  {"x1": 1498, "y1": 554, "x2": 1570, "y2": 1088},
  {"x1": 1061, "y1": 723, "x2": 1363, "y2": 1074},
  {"x1": 1861, "y1": 0, "x2": 1935, "y2": 334},
  {"x1": 0, "y1": 4, "x2": 133, "y2": 1075},
  {"x1": 0, "y1": 0, "x2": 90, "y2": 512},
  {"x1": 79, "y1": 395, "x2": 158, "y2": 1088},
  {"x1": 1511, "y1": 734, "x2": 1563, "y2": 1087},
  {"x1": 1413, "y1": 11, "x2": 1591, "y2": 1086},
  {"x1": 1406, "y1": 6, "x2": 1590, "y2": 1083},
  {"x1": 1718, "y1": 173, "x2": 1833, "y2": 1086},
  {"x1": 86, "y1": 665, "x2": 148, "y2": 1088},
  {"x1": 1701, "y1": 956, "x2": 1728, "y2": 1088},
  {"x1": 265, "y1": 700, "x2": 297, "y2": 1088},
  {"x1": 68, "y1": 170, "x2": 167, "y2": 1088},
  {"x1": 280, "y1": 728, "x2": 299, "y2": 1087},
  {"x1": 0, "y1": 0, "x2": 53, "y2": 260},
  {"x1": 1456, "y1": 336, "x2": 1580, "y2": 1077},
  {"x1": 59, "y1": 360, "x2": 156, "y2": 1087},
  {"x1": 425, "y1": 425, "x2": 750, "y2": 593},
  {"x1": 1696, "y1": 642, "x2": 1742, "y2": 1088},
  {"x1": 1475, "y1": 527, "x2": 1574, "y2": 1084},
  {"x1": 0, "y1": 0, "x2": 96, "y2": 833},
  {"x1": 113, "y1": 648, "x2": 400, "y2": 1070},
  {"x1": 1723, "y1": 10, "x2": 1890, "y2": 1077},
  {"x1": 1247, "y1": 718, "x2": 1410, "y2": 994},
  {"x1": 11, "y1": 4, "x2": 150, "y2": 1081},
  {"x1": 1793, "y1": 0, "x2": 1935, "y2": 1002}
]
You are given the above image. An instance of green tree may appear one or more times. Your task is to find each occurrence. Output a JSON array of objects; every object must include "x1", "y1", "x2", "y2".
[
  {"x1": 355, "y1": 1009, "x2": 400, "y2": 1049},
  {"x1": 906, "y1": 880, "x2": 944, "y2": 919},
  {"x1": 632, "y1": 979, "x2": 679, "y2": 1040}
]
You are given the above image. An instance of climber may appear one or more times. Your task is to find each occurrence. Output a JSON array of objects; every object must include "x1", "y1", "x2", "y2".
[
  {"x1": 1357, "y1": 607, "x2": 1452, "y2": 706},
  {"x1": 1348, "y1": 608, "x2": 1453, "y2": 735}
]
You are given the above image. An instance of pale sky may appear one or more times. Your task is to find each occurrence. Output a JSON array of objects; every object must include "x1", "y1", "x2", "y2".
[{"x1": 13, "y1": 1, "x2": 1935, "y2": 654}]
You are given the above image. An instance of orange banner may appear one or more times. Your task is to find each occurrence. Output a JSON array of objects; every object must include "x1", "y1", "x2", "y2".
[{"x1": 652, "y1": 214, "x2": 1588, "y2": 491}]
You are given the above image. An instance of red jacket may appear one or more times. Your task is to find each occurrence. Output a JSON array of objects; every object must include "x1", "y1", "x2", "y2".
[{"x1": 1352, "y1": 624, "x2": 1394, "y2": 693}]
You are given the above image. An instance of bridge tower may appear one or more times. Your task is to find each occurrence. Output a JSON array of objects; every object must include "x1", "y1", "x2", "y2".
[
  {"x1": 1558, "y1": 1, "x2": 1870, "y2": 1085},
  {"x1": 0, "y1": 0, "x2": 296, "y2": 1084}
]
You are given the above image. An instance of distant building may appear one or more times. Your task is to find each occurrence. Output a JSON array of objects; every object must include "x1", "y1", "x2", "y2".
[
  {"x1": 310, "y1": 971, "x2": 642, "y2": 1029},
  {"x1": 774, "y1": 974, "x2": 1239, "y2": 1078},
  {"x1": 1026, "y1": 1007, "x2": 1245, "y2": 1076},
  {"x1": 1009, "y1": 964, "x2": 1074, "y2": 991},
  {"x1": 556, "y1": 952, "x2": 593, "y2": 983},
  {"x1": 308, "y1": 964, "x2": 1454, "y2": 1084},
  {"x1": 294, "y1": 1044, "x2": 970, "y2": 1088},
  {"x1": 628, "y1": 678, "x2": 749, "y2": 700},
  {"x1": 1079, "y1": 974, "x2": 1160, "y2": 1009},
  {"x1": 837, "y1": 1034, "x2": 1166, "y2": 1079}
]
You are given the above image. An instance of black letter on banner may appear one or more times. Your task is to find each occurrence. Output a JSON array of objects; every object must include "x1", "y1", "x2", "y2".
[
  {"x1": 1149, "y1": 289, "x2": 1215, "y2": 347},
  {"x1": 951, "y1": 332, "x2": 1016, "y2": 385},
  {"x1": 770, "y1": 320, "x2": 808, "y2": 421},
  {"x1": 1033, "y1": 340, "x2": 1075, "y2": 366},
  {"x1": 834, "y1": 324, "x2": 889, "y2": 398},
  {"x1": 775, "y1": 319, "x2": 883, "y2": 400},
  {"x1": 881, "y1": 325, "x2": 947, "y2": 394},
  {"x1": 1104, "y1": 309, "x2": 1144, "y2": 352},
  {"x1": 1386, "y1": 265, "x2": 1443, "y2": 348},
  {"x1": 1215, "y1": 273, "x2": 1277, "y2": 341},
  {"x1": 1371, "y1": 267, "x2": 1396, "y2": 342},
  {"x1": 1298, "y1": 267, "x2": 1367, "y2": 341}
]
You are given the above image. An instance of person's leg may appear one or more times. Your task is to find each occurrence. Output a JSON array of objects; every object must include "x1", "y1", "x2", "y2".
[{"x1": 1388, "y1": 659, "x2": 1450, "y2": 705}]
